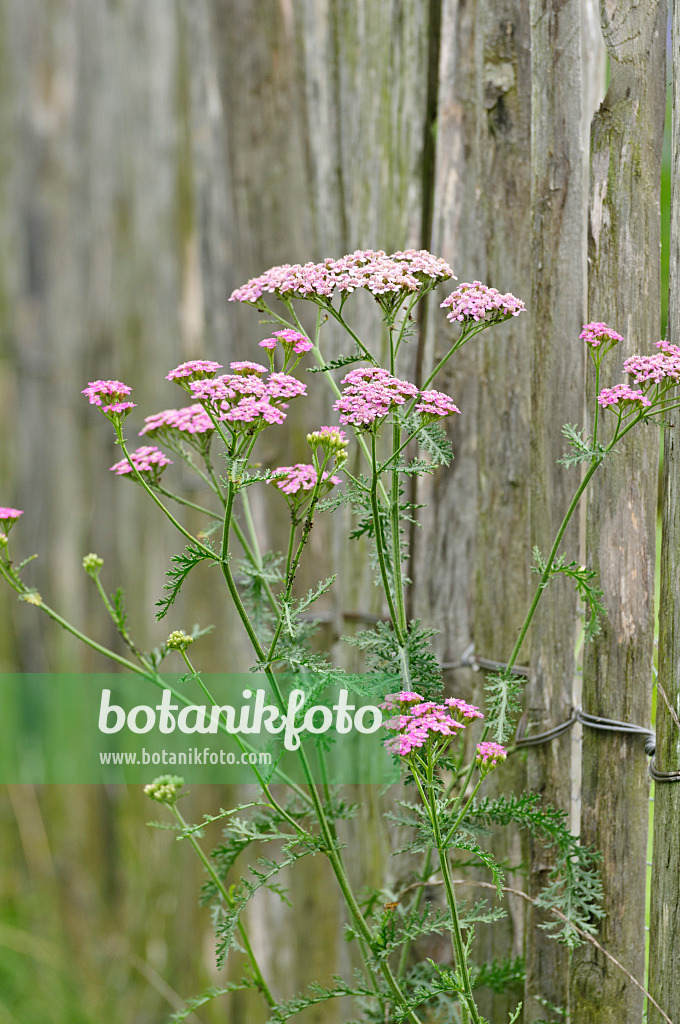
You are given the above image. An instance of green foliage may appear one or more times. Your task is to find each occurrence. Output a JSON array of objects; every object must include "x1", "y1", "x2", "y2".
[
  {"x1": 155, "y1": 542, "x2": 217, "y2": 621},
  {"x1": 418, "y1": 421, "x2": 454, "y2": 466},
  {"x1": 344, "y1": 620, "x2": 442, "y2": 695},
  {"x1": 532, "y1": 547, "x2": 606, "y2": 641},
  {"x1": 557, "y1": 423, "x2": 605, "y2": 467},
  {"x1": 307, "y1": 350, "x2": 364, "y2": 372},
  {"x1": 263, "y1": 977, "x2": 374, "y2": 1023},
  {"x1": 472, "y1": 956, "x2": 525, "y2": 994},
  {"x1": 467, "y1": 793, "x2": 604, "y2": 948},
  {"x1": 168, "y1": 981, "x2": 257, "y2": 1023},
  {"x1": 484, "y1": 670, "x2": 523, "y2": 744}
]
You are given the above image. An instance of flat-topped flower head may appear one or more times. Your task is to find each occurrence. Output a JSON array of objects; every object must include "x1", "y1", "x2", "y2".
[
  {"x1": 230, "y1": 248, "x2": 454, "y2": 306},
  {"x1": 334, "y1": 368, "x2": 420, "y2": 427},
  {"x1": 441, "y1": 281, "x2": 525, "y2": 324},
  {"x1": 260, "y1": 329, "x2": 313, "y2": 354},
  {"x1": 624, "y1": 347, "x2": 680, "y2": 389},
  {"x1": 110, "y1": 446, "x2": 172, "y2": 480},
  {"x1": 597, "y1": 384, "x2": 652, "y2": 409},
  {"x1": 222, "y1": 397, "x2": 287, "y2": 425},
  {"x1": 82, "y1": 380, "x2": 135, "y2": 419},
  {"x1": 380, "y1": 691, "x2": 424, "y2": 712},
  {"x1": 229, "y1": 361, "x2": 268, "y2": 375},
  {"x1": 415, "y1": 389, "x2": 461, "y2": 421},
  {"x1": 166, "y1": 360, "x2": 223, "y2": 383},
  {"x1": 0, "y1": 507, "x2": 23, "y2": 534},
  {"x1": 476, "y1": 741, "x2": 507, "y2": 777},
  {"x1": 580, "y1": 322, "x2": 623, "y2": 349},
  {"x1": 445, "y1": 697, "x2": 484, "y2": 720},
  {"x1": 381, "y1": 690, "x2": 471, "y2": 758},
  {"x1": 270, "y1": 463, "x2": 341, "y2": 497},
  {"x1": 140, "y1": 405, "x2": 214, "y2": 440}
]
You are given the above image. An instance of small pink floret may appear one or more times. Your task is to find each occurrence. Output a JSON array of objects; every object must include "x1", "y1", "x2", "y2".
[
  {"x1": 579, "y1": 322, "x2": 623, "y2": 348},
  {"x1": 597, "y1": 384, "x2": 652, "y2": 408},
  {"x1": 0, "y1": 507, "x2": 23, "y2": 532},
  {"x1": 82, "y1": 380, "x2": 133, "y2": 406},
  {"x1": 440, "y1": 281, "x2": 525, "y2": 323},
  {"x1": 166, "y1": 360, "x2": 222, "y2": 382},
  {"x1": 110, "y1": 446, "x2": 173, "y2": 476},
  {"x1": 476, "y1": 741, "x2": 507, "y2": 767},
  {"x1": 270, "y1": 464, "x2": 341, "y2": 495},
  {"x1": 229, "y1": 361, "x2": 267, "y2": 375}
]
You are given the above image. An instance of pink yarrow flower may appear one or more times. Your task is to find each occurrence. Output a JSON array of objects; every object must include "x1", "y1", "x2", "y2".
[
  {"x1": 229, "y1": 361, "x2": 268, "y2": 375},
  {"x1": 0, "y1": 507, "x2": 23, "y2": 533},
  {"x1": 270, "y1": 463, "x2": 341, "y2": 496},
  {"x1": 579, "y1": 322, "x2": 623, "y2": 349},
  {"x1": 334, "y1": 367, "x2": 418, "y2": 427},
  {"x1": 415, "y1": 389, "x2": 461, "y2": 419},
  {"x1": 441, "y1": 281, "x2": 525, "y2": 324},
  {"x1": 624, "y1": 348, "x2": 680, "y2": 387},
  {"x1": 166, "y1": 360, "x2": 223, "y2": 382},
  {"x1": 82, "y1": 380, "x2": 135, "y2": 414},
  {"x1": 381, "y1": 689, "x2": 470, "y2": 757},
  {"x1": 110, "y1": 446, "x2": 172, "y2": 477},
  {"x1": 229, "y1": 249, "x2": 454, "y2": 305},
  {"x1": 476, "y1": 741, "x2": 507, "y2": 776},
  {"x1": 445, "y1": 697, "x2": 484, "y2": 720},
  {"x1": 260, "y1": 329, "x2": 313, "y2": 355},
  {"x1": 189, "y1": 371, "x2": 306, "y2": 429},
  {"x1": 597, "y1": 384, "x2": 652, "y2": 409},
  {"x1": 140, "y1": 405, "x2": 214, "y2": 438}
]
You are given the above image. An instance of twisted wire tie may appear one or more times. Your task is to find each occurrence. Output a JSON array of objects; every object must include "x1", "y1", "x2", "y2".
[{"x1": 445, "y1": 645, "x2": 680, "y2": 783}]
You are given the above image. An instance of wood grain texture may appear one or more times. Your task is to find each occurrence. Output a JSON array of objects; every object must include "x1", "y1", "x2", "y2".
[
  {"x1": 525, "y1": 1, "x2": 592, "y2": 1018},
  {"x1": 571, "y1": 2, "x2": 667, "y2": 1021},
  {"x1": 648, "y1": 5, "x2": 680, "y2": 1020}
]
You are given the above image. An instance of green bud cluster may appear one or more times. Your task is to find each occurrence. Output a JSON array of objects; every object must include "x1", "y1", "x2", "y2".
[
  {"x1": 167, "y1": 630, "x2": 194, "y2": 651},
  {"x1": 144, "y1": 775, "x2": 184, "y2": 804},
  {"x1": 82, "y1": 552, "x2": 104, "y2": 576}
]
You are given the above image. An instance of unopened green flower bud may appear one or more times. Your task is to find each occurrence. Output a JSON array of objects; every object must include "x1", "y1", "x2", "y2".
[
  {"x1": 144, "y1": 775, "x2": 184, "y2": 805},
  {"x1": 167, "y1": 630, "x2": 193, "y2": 652},
  {"x1": 83, "y1": 553, "x2": 104, "y2": 576},
  {"x1": 0, "y1": 533, "x2": 7, "y2": 548},
  {"x1": 306, "y1": 426, "x2": 349, "y2": 453}
]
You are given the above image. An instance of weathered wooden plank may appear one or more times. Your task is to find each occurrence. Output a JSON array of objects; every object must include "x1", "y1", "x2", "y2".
[
  {"x1": 648, "y1": 5, "x2": 680, "y2": 1019},
  {"x1": 417, "y1": 3, "x2": 533, "y2": 1019},
  {"x1": 571, "y1": 3, "x2": 667, "y2": 1022},
  {"x1": 525, "y1": 1, "x2": 593, "y2": 1018}
]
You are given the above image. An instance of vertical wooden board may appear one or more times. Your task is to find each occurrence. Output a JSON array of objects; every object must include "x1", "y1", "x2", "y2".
[
  {"x1": 648, "y1": 5, "x2": 680, "y2": 1020},
  {"x1": 571, "y1": 3, "x2": 667, "y2": 1022},
  {"x1": 526, "y1": 0, "x2": 592, "y2": 1018},
  {"x1": 414, "y1": 2, "x2": 533, "y2": 1019}
]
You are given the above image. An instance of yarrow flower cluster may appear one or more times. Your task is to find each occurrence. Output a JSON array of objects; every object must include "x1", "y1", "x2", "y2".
[
  {"x1": 165, "y1": 360, "x2": 223, "y2": 382},
  {"x1": 623, "y1": 344, "x2": 680, "y2": 387},
  {"x1": 259, "y1": 329, "x2": 313, "y2": 355},
  {"x1": 144, "y1": 775, "x2": 184, "y2": 805},
  {"x1": 110, "y1": 446, "x2": 173, "y2": 477},
  {"x1": 415, "y1": 389, "x2": 461, "y2": 420},
  {"x1": 186, "y1": 364, "x2": 307, "y2": 428},
  {"x1": 476, "y1": 741, "x2": 508, "y2": 777},
  {"x1": 0, "y1": 507, "x2": 23, "y2": 533},
  {"x1": 440, "y1": 281, "x2": 525, "y2": 324},
  {"x1": 579, "y1": 322, "x2": 623, "y2": 349},
  {"x1": 230, "y1": 249, "x2": 454, "y2": 305},
  {"x1": 380, "y1": 690, "x2": 475, "y2": 757},
  {"x1": 270, "y1": 464, "x2": 341, "y2": 496},
  {"x1": 597, "y1": 384, "x2": 652, "y2": 409},
  {"x1": 140, "y1": 405, "x2": 214, "y2": 439},
  {"x1": 82, "y1": 380, "x2": 135, "y2": 415}
]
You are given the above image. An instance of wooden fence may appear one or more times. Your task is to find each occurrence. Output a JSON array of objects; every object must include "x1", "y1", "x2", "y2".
[{"x1": 0, "y1": 2, "x2": 678, "y2": 1022}]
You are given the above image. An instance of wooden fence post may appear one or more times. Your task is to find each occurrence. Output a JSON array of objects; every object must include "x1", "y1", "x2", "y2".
[
  {"x1": 526, "y1": 1, "x2": 591, "y2": 1018},
  {"x1": 571, "y1": 3, "x2": 667, "y2": 1022},
  {"x1": 648, "y1": 4, "x2": 680, "y2": 1019}
]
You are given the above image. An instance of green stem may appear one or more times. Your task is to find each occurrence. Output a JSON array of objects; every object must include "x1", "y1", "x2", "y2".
[
  {"x1": 170, "y1": 804, "x2": 276, "y2": 1008},
  {"x1": 420, "y1": 321, "x2": 490, "y2": 392},
  {"x1": 391, "y1": 418, "x2": 408, "y2": 639},
  {"x1": 369, "y1": 431, "x2": 404, "y2": 642}
]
